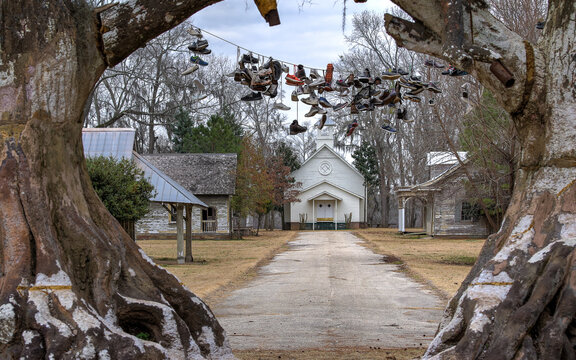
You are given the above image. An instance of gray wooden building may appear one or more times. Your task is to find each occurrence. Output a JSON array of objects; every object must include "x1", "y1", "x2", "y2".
[
  {"x1": 395, "y1": 152, "x2": 490, "y2": 238},
  {"x1": 141, "y1": 153, "x2": 237, "y2": 236},
  {"x1": 82, "y1": 128, "x2": 208, "y2": 263}
]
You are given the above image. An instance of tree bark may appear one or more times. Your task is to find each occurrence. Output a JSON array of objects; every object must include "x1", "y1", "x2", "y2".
[
  {"x1": 386, "y1": 1, "x2": 576, "y2": 358},
  {"x1": 1, "y1": 1, "x2": 232, "y2": 359}
]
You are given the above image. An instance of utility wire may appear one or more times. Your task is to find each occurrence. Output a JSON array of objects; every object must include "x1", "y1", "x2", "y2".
[{"x1": 192, "y1": 25, "x2": 326, "y2": 72}]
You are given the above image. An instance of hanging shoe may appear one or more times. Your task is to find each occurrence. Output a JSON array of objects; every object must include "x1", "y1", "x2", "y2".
[
  {"x1": 350, "y1": 103, "x2": 359, "y2": 114},
  {"x1": 346, "y1": 119, "x2": 358, "y2": 137},
  {"x1": 317, "y1": 114, "x2": 327, "y2": 130},
  {"x1": 346, "y1": 74, "x2": 355, "y2": 87},
  {"x1": 393, "y1": 68, "x2": 409, "y2": 75},
  {"x1": 404, "y1": 94, "x2": 421, "y2": 103},
  {"x1": 318, "y1": 97, "x2": 333, "y2": 108},
  {"x1": 381, "y1": 124, "x2": 397, "y2": 133},
  {"x1": 381, "y1": 70, "x2": 401, "y2": 81},
  {"x1": 333, "y1": 101, "x2": 349, "y2": 111},
  {"x1": 241, "y1": 53, "x2": 259, "y2": 64},
  {"x1": 301, "y1": 91, "x2": 319, "y2": 106},
  {"x1": 407, "y1": 87, "x2": 425, "y2": 95},
  {"x1": 263, "y1": 83, "x2": 278, "y2": 98},
  {"x1": 325, "y1": 63, "x2": 334, "y2": 84},
  {"x1": 285, "y1": 74, "x2": 304, "y2": 86},
  {"x1": 241, "y1": 91, "x2": 262, "y2": 101},
  {"x1": 188, "y1": 39, "x2": 209, "y2": 52},
  {"x1": 310, "y1": 69, "x2": 321, "y2": 79},
  {"x1": 251, "y1": 75, "x2": 271, "y2": 88},
  {"x1": 289, "y1": 120, "x2": 307, "y2": 135},
  {"x1": 274, "y1": 102, "x2": 291, "y2": 111},
  {"x1": 428, "y1": 98, "x2": 436, "y2": 106},
  {"x1": 195, "y1": 48, "x2": 211, "y2": 55},
  {"x1": 308, "y1": 77, "x2": 326, "y2": 88},
  {"x1": 281, "y1": 63, "x2": 290, "y2": 73},
  {"x1": 427, "y1": 81, "x2": 442, "y2": 93},
  {"x1": 359, "y1": 68, "x2": 371, "y2": 83},
  {"x1": 305, "y1": 106, "x2": 320, "y2": 117},
  {"x1": 317, "y1": 107, "x2": 327, "y2": 115},
  {"x1": 186, "y1": 27, "x2": 202, "y2": 37},
  {"x1": 296, "y1": 64, "x2": 307, "y2": 80},
  {"x1": 397, "y1": 108, "x2": 407, "y2": 119},
  {"x1": 193, "y1": 79, "x2": 205, "y2": 92},
  {"x1": 181, "y1": 64, "x2": 199, "y2": 76},
  {"x1": 424, "y1": 59, "x2": 445, "y2": 68},
  {"x1": 291, "y1": 90, "x2": 299, "y2": 102},
  {"x1": 190, "y1": 55, "x2": 208, "y2": 66}
]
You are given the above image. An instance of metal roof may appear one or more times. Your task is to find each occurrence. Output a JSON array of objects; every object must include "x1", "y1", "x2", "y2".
[
  {"x1": 82, "y1": 128, "x2": 135, "y2": 160},
  {"x1": 133, "y1": 152, "x2": 207, "y2": 207},
  {"x1": 82, "y1": 128, "x2": 206, "y2": 207}
]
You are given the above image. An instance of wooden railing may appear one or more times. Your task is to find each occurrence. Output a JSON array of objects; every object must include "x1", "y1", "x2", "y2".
[{"x1": 202, "y1": 220, "x2": 217, "y2": 232}]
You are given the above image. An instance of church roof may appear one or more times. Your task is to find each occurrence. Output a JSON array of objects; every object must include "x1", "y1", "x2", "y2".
[{"x1": 298, "y1": 144, "x2": 364, "y2": 178}]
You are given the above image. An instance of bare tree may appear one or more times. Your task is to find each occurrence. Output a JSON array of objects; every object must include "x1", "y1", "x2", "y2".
[
  {"x1": 385, "y1": 0, "x2": 576, "y2": 358},
  {"x1": 0, "y1": 1, "x2": 236, "y2": 358}
]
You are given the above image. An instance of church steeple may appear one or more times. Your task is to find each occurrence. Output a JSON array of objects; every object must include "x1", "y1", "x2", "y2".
[{"x1": 316, "y1": 116, "x2": 336, "y2": 149}]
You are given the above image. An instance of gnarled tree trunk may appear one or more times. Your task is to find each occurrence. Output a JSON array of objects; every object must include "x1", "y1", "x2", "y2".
[
  {"x1": 1, "y1": 1, "x2": 234, "y2": 359},
  {"x1": 386, "y1": 0, "x2": 575, "y2": 358}
]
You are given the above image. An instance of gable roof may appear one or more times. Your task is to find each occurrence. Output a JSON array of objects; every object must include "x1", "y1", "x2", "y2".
[
  {"x1": 297, "y1": 144, "x2": 364, "y2": 178},
  {"x1": 82, "y1": 128, "x2": 206, "y2": 207},
  {"x1": 133, "y1": 153, "x2": 207, "y2": 206},
  {"x1": 300, "y1": 180, "x2": 365, "y2": 199},
  {"x1": 82, "y1": 128, "x2": 135, "y2": 160},
  {"x1": 143, "y1": 153, "x2": 237, "y2": 195},
  {"x1": 396, "y1": 158, "x2": 470, "y2": 195}
]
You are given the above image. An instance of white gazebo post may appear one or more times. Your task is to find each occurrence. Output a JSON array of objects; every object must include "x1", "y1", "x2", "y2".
[
  {"x1": 176, "y1": 204, "x2": 185, "y2": 264},
  {"x1": 398, "y1": 198, "x2": 406, "y2": 233}
]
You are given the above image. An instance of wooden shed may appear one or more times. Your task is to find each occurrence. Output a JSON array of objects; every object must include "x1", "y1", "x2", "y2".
[{"x1": 395, "y1": 152, "x2": 490, "y2": 238}]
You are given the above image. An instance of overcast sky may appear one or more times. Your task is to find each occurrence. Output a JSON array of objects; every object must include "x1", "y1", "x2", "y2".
[{"x1": 190, "y1": 0, "x2": 394, "y2": 71}]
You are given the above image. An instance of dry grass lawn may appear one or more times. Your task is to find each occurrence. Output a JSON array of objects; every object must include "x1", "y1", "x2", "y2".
[
  {"x1": 136, "y1": 230, "x2": 297, "y2": 306},
  {"x1": 137, "y1": 228, "x2": 486, "y2": 359},
  {"x1": 354, "y1": 228, "x2": 485, "y2": 299}
]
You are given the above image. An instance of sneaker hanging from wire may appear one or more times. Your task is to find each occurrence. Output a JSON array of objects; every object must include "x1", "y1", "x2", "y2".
[
  {"x1": 289, "y1": 120, "x2": 307, "y2": 135},
  {"x1": 241, "y1": 91, "x2": 262, "y2": 102},
  {"x1": 381, "y1": 124, "x2": 397, "y2": 133},
  {"x1": 181, "y1": 64, "x2": 199, "y2": 76},
  {"x1": 346, "y1": 119, "x2": 359, "y2": 137},
  {"x1": 190, "y1": 55, "x2": 208, "y2": 66},
  {"x1": 273, "y1": 101, "x2": 291, "y2": 111}
]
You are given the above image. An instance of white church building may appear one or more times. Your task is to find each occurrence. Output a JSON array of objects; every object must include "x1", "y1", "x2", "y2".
[{"x1": 284, "y1": 118, "x2": 367, "y2": 230}]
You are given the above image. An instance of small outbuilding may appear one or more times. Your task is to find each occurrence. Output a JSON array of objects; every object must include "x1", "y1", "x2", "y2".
[
  {"x1": 284, "y1": 118, "x2": 367, "y2": 230},
  {"x1": 395, "y1": 152, "x2": 490, "y2": 238},
  {"x1": 82, "y1": 128, "x2": 207, "y2": 263},
  {"x1": 141, "y1": 153, "x2": 237, "y2": 236}
]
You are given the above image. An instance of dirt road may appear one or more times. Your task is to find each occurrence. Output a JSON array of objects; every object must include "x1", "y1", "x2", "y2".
[{"x1": 213, "y1": 231, "x2": 444, "y2": 350}]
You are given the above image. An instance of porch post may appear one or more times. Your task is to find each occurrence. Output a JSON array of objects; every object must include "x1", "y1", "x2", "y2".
[
  {"x1": 335, "y1": 200, "x2": 338, "y2": 230},
  {"x1": 185, "y1": 204, "x2": 193, "y2": 263},
  {"x1": 176, "y1": 204, "x2": 185, "y2": 264},
  {"x1": 398, "y1": 198, "x2": 405, "y2": 233},
  {"x1": 312, "y1": 199, "x2": 315, "y2": 231}
]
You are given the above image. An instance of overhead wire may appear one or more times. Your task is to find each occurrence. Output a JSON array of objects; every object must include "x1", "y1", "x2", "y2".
[{"x1": 192, "y1": 25, "x2": 326, "y2": 72}]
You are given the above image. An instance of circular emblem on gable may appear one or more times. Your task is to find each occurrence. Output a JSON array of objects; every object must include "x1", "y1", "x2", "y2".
[{"x1": 318, "y1": 161, "x2": 332, "y2": 176}]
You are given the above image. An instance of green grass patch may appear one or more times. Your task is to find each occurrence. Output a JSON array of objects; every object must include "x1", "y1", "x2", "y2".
[{"x1": 437, "y1": 255, "x2": 477, "y2": 266}]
